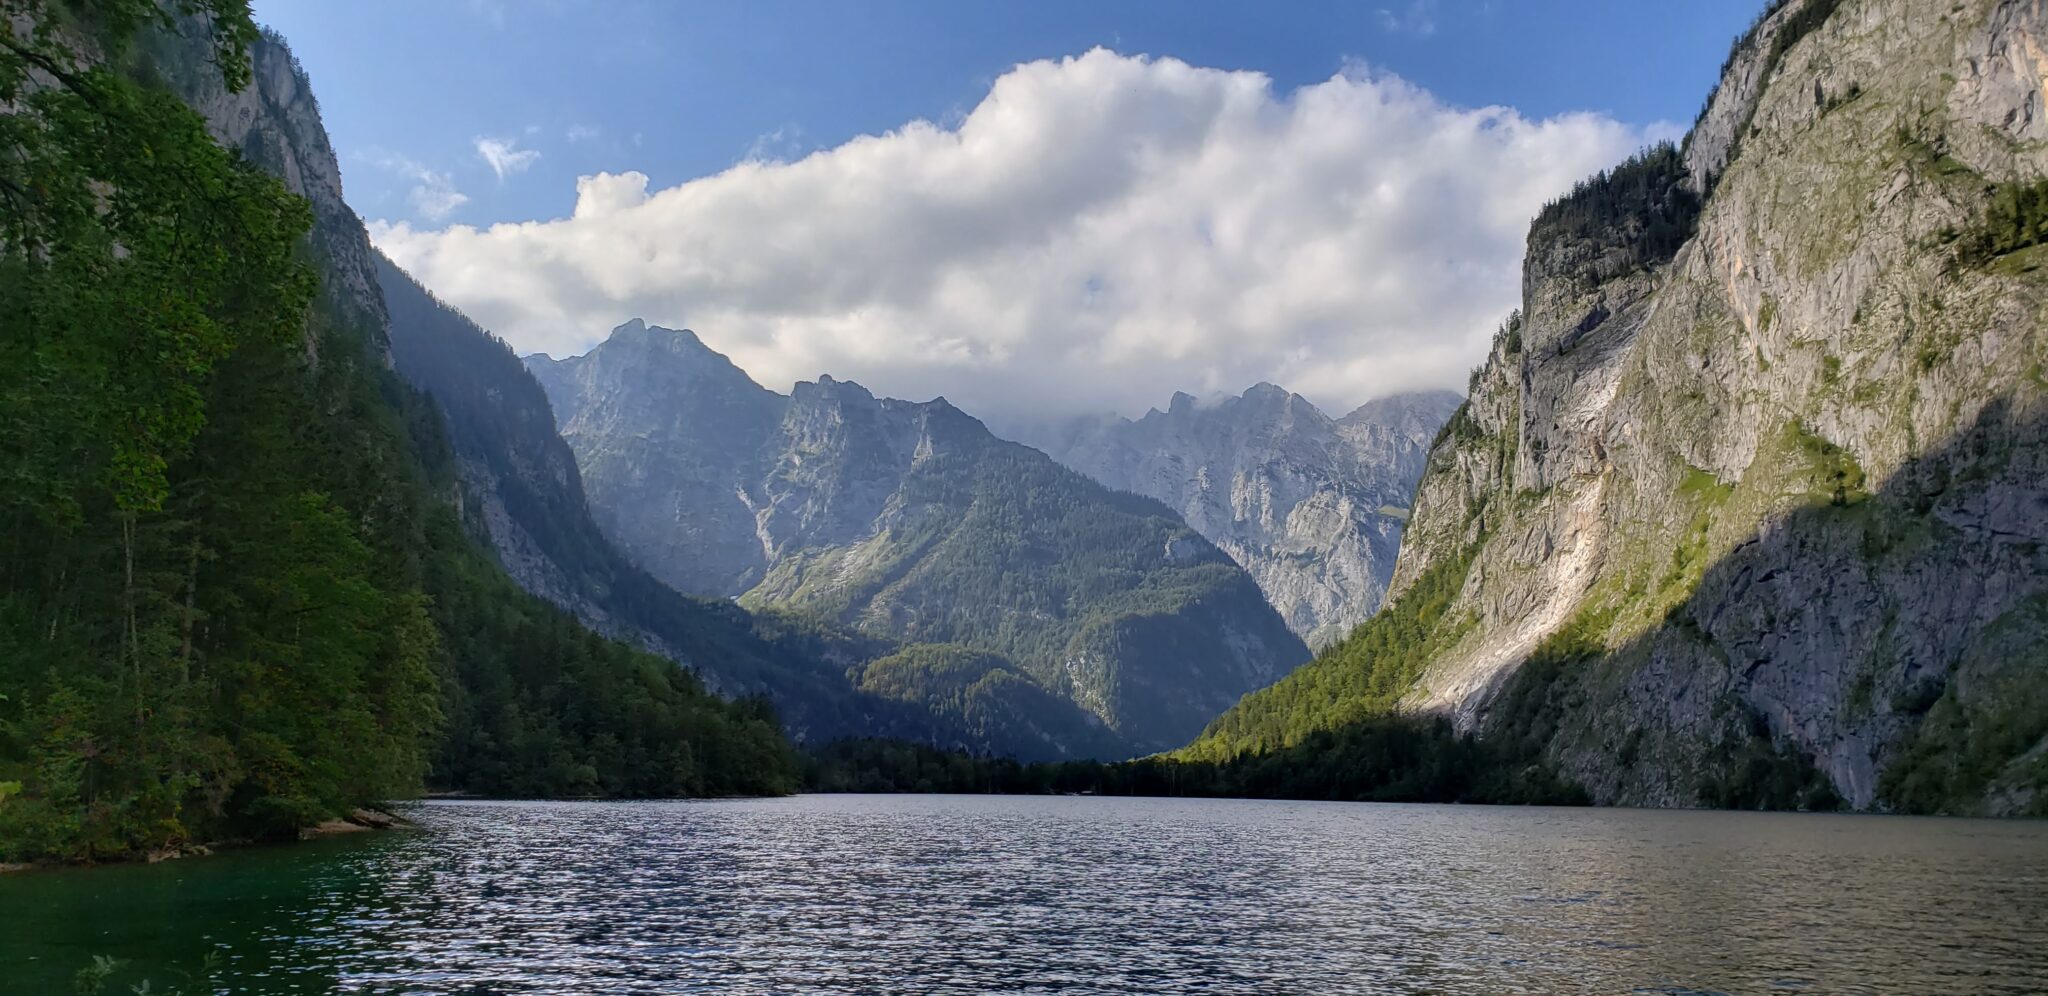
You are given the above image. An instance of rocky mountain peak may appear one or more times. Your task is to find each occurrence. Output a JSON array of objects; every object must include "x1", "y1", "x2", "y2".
[
  {"x1": 600, "y1": 319, "x2": 716, "y2": 360},
  {"x1": 528, "y1": 340, "x2": 1308, "y2": 755},
  {"x1": 792, "y1": 374, "x2": 879, "y2": 406},
  {"x1": 532, "y1": 319, "x2": 773, "y2": 410},
  {"x1": 1340, "y1": 390, "x2": 1465, "y2": 447},
  {"x1": 1014, "y1": 387, "x2": 1459, "y2": 647}
]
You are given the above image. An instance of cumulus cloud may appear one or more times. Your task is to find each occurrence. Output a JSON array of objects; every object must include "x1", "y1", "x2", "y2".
[
  {"x1": 475, "y1": 136, "x2": 541, "y2": 179},
  {"x1": 371, "y1": 49, "x2": 1664, "y2": 419},
  {"x1": 364, "y1": 150, "x2": 467, "y2": 221}
]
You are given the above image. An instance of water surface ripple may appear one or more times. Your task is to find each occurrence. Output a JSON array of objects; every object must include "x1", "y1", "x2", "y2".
[{"x1": 6, "y1": 795, "x2": 2047, "y2": 994}]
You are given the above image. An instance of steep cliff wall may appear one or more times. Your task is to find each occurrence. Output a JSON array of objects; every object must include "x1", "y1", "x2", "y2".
[
  {"x1": 163, "y1": 25, "x2": 388, "y2": 349},
  {"x1": 1200, "y1": 0, "x2": 2048, "y2": 815},
  {"x1": 1398, "y1": 0, "x2": 2048, "y2": 813}
]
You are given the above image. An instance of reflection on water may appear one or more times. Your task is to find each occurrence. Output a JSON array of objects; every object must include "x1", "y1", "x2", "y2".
[{"x1": 4, "y1": 795, "x2": 2046, "y2": 994}]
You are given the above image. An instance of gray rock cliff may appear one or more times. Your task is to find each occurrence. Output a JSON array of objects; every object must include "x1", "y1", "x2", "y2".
[
  {"x1": 528, "y1": 328, "x2": 1311, "y2": 754},
  {"x1": 1386, "y1": 0, "x2": 2048, "y2": 814},
  {"x1": 1012, "y1": 387, "x2": 1460, "y2": 648}
]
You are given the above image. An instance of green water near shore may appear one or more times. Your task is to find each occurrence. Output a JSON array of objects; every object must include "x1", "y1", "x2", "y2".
[{"x1": 6, "y1": 796, "x2": 2048, "y2": 994}]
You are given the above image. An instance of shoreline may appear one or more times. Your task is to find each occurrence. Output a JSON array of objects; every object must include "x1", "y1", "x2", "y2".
[
  {"x1": 0, "y1": 805, "x2": 413, "y2": 875},
  {"x1": 298, "y1": 805, "x2": 412, "y2": 840}
]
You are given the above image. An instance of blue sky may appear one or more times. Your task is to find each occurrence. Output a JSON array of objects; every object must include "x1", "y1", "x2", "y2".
[
  {"x1": 256, "y1": 0, "x2": 1769, "y2": 419},
  {"x1": 256, "y1": 0, "x2": 1761, "y2": 228}
]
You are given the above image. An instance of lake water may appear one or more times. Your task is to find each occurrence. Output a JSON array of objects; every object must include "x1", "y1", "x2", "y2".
[{"x1": 4, "y1": 795, "x2": 2046, "y2": 994}]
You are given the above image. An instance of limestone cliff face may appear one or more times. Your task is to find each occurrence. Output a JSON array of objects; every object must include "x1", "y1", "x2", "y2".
[
  {"x1": 527, "y1": 320, "x2": 786, "y2": 597},
  {"x1": 169, "y1": 26, "x2": 388, "y2": 352},
  {"x1": 1389, "y1": 0, "x2": 2048, "y2": 814},
  {"x1": 1016, "y1": 387, "x2": 1460, "y2": 648},
  {"x1": 529, "y1": 326, "x2": 1310, "y2": 754}
]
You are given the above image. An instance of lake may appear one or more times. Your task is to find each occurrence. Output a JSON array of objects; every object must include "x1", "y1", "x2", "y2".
[{"x1": 4, "y1": 795, "x2": 2046, "y2": 994}]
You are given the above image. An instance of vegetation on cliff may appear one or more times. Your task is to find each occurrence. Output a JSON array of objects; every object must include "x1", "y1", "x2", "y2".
[
  {"x1": 1180, "y1": 544, "x2": 1479, "y2": 760},
  {"x1": 1527, "y1": 142, "x2": 1700, "y2": 280},
  {"x1": 1178, "y1": 0, "x2": 2048, "y2": 817}
]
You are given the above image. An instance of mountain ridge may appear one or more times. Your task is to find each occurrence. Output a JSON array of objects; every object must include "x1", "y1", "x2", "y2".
[
  {"x1": 379, "y1": 259, "x2": 1143, "y2": 761},
  {"x1": 527, "y1": 323, "x2": 1311, "y2": 755},
  {"x1": 1007, "y1": 385, "x2": 1460, "y2": 647}
]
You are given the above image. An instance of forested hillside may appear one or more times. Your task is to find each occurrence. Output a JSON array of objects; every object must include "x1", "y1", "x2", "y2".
[
  {"x1": 0, "y1": 2, "x2": 796, "y2": 864},
  {"x1": 380, "y1": 255, "x2": 1134, "y2": 761}
]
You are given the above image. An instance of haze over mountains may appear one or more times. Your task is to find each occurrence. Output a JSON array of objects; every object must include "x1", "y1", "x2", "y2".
[
  {"x1": 392, "y1": 0, "x2": 2048, "y2": 815},
  {"x1": 524, "y1": 323, "x2": 1317, "y2": 755},
  {"x1": 387, "y1": 260, "x2": 1461, "y2": 760},
  {"x1": 1010, "y1": 386, "x2": 1460, "y2": 647},
  {"x1": 378, "y1": 257, "x2": 1017, "y2": 755}
]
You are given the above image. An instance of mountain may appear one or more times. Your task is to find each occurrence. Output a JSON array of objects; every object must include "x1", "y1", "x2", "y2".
[
  {"x1": 377, "y1": 256, "x2": 1125, "y2": 760},
  {"x1": 527, "y1": 326, "x2": 1311, "y2": 754},
  {"x1": 1010, "y1": 386, "x2": 1460, "y2": 648},
  {"x1": 380, "y1": 259, "x2": 877, "y2": 742},
  {"x1": 1189, "y1": 0, "x2": 2048, "y2": 817},
  {"x1": 525, "y1": 321, "x2": 784, "y2": 597},
  {"x1": 0, "y1": 10, "x2": 799, "y2": 863}
]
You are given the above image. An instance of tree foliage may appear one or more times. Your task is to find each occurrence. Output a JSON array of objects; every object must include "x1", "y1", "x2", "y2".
[
  {"x1": 1180, "y1": 543, "x2": 1479, "y2": 760},
  {"x1": 804, "y1": 722, "x2": 1588, "y2": 806},
  {"x1": 1960, "y1": 178, "x2": 2048, "y2": 264},
  {"x1": 1529, "y1": 143, "x2": 1700, "y2": 281},
  {"x1": 852, "y1": 643, "x2": 1125, "y2": 760},
  {"x1": 0, "y1": 3, "x2": 799, "y2": 863}
]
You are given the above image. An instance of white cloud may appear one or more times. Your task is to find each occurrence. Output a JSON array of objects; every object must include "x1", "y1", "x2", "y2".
[
  {"x1": 475, "y1": 136, "x2": 541, "y2": 180},
  {"x1": 741, "y1": 124, "x2": 806, "y2": 164},
  {"x1": 364, "y1": 150, "x2": 467, "y2": 222},
  {"x1": 566, "y1": 123, "x2": 602, "y2": 143},
  {"x1": 370, "y1": 49, "x2": 1659, "y2": 419},
  {"x1": 409, "y1": 185, "x2": 469, "y2": 222},
  {"x1": 1377, "y1": 1, "x2": 1439, "y2": 36}
]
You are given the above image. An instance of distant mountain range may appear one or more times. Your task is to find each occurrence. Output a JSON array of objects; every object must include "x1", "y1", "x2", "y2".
[
  {"x1": 1005, "y1": 386, "x2": 1460, "y2": 648},
  {"x1": 525, "y1": 322, "x2": 1312, "y2": 755},
  {"x1": 379, "y1": 258, "x2": 1010, "y2": 753}
]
